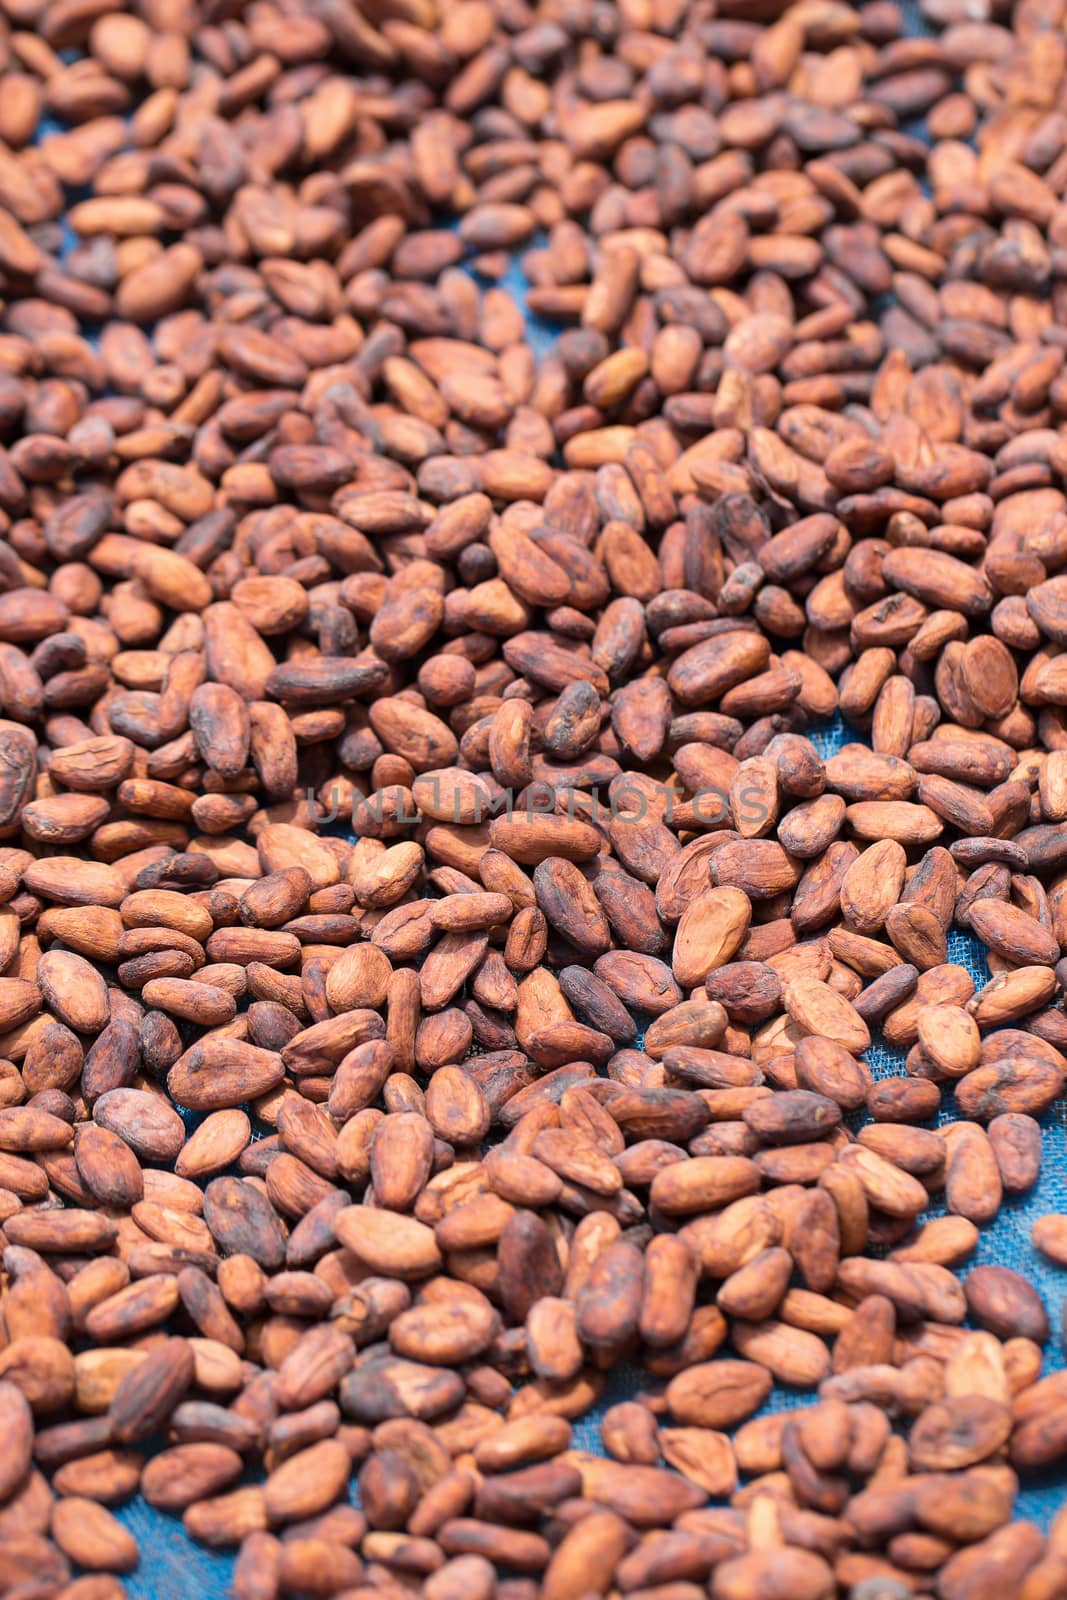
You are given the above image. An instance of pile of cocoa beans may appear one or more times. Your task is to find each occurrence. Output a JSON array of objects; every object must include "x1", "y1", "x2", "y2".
[{"x1": 3, "y1": 0, "x2": 1067, "y2": 1597}]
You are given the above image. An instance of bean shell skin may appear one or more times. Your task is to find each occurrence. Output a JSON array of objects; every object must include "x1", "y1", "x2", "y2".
[
  {"x1": 0, "y1": 1380, "x2": 33, "y2": 1502},
  {"x1": 141, "y1": 1444, "x2": 244, "y2": 1512}
]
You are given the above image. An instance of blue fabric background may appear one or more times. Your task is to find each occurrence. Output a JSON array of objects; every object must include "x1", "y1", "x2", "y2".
[{"x1": 31, "y1": 1, "x2": 1067, "y2": 1590}]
